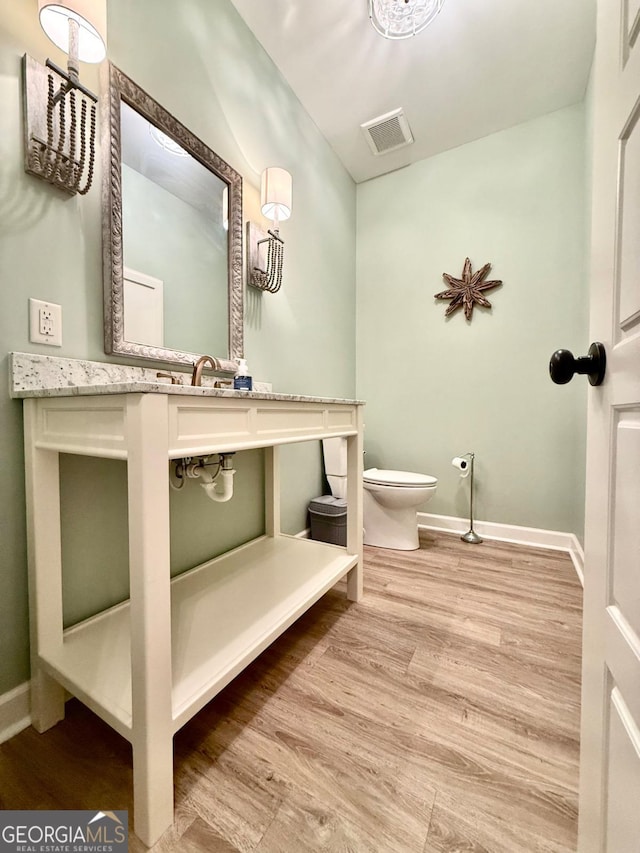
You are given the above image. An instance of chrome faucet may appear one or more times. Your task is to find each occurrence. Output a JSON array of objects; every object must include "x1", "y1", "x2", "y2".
[{"x1": 191, "y1": 355, "x2": 220, "y2": 386}]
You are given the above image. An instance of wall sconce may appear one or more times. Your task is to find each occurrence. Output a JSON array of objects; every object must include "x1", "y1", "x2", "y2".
[
  {"x1": 247, "y1": 167, "x2": 292, "y2": 293},
  {"x1": 23, "y1": 1, "x2": 107, "y2": 195}
]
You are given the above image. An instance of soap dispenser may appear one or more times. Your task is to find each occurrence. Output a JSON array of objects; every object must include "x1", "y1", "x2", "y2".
[{"x1": 233, "y1": 358, "x2": 252, "y2": 391}]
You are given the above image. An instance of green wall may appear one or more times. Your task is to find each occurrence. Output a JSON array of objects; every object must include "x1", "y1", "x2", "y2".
[
  {"x1": 356, "y1": 104, "x2": 588, "y2": 537},
  {"x1": 0, "y1": 0, "x2": 356, "y2": 693}
]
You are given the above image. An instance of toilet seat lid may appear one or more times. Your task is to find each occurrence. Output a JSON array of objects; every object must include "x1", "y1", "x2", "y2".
[{"x1": 363, "y1": 468, "x2": 437, "y2": 488}]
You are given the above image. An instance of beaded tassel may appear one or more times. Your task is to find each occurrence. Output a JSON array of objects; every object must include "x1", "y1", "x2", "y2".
[
  {"x1": 27, "y1": 64, "x2": 98, "y2": 196},
  {"x1": 252, "y1": 229, "x2": 285, "y2": 293}
]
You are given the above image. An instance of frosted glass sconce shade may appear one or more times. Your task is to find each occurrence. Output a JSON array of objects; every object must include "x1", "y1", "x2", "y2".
[
  {"x1": 261, "y1": 167, "x2": 292, "y2": 223},
  {"x1": 38, "y1": 1, "x2": 107, "y2": 63}
]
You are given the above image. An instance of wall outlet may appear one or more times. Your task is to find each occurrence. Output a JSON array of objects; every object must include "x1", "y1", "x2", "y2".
[{"x1": 29, "y1": 298, "x2": 62, "y2": 346}]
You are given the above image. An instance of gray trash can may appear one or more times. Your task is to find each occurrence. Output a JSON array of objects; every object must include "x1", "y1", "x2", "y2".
[{"x1": 308, "y1": 495, "x2": 347, "y2": 546}]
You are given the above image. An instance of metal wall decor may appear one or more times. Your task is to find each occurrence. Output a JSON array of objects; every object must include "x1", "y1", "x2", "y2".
[{"x1": 435, "y1": 257, "x2": 502, "y2": 321}]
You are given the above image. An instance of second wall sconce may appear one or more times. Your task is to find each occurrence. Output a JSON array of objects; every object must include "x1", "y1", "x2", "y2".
[
  {"x1": 247, "y1": 167, "x2": 292, "y2": 293},
  {"x1": 23, "y1": 0, "x2": 107, "y2": 196}
]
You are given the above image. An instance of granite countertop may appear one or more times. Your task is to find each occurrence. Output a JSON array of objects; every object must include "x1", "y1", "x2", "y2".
[{"x1": 9, "y1": 353, "x2": 364, "y2": 406}]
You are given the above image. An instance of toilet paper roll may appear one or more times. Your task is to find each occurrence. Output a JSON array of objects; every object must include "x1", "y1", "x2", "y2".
[{"x1": 452, "y1": 456, "x2": 471, "y2": 478}]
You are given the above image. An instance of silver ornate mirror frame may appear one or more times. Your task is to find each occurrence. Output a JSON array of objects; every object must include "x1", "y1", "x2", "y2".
[{"x1": 102, "y1": 63, "x2": 243, "y2": 372}]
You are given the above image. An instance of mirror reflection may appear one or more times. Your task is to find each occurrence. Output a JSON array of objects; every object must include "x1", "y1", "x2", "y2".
[
  {"x1": 103, "y1": 63, "x2": 243, "y2": 371},
  {"x1": 119, "y1": 102, "x2": 228, "y2": 355}
]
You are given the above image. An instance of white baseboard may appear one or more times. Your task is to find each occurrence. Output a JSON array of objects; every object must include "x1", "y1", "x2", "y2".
[
  {"x1": 568, "y1": 539, "x2": 585, "y2": 587},
  {"x1": 0, "y1": 681, "x2": 31, "y2": 744},
  {"x1": 295, "y1": 527, "x2": 310, "y2": 539},
  {"x1": 418, "y1": 512, "x2": 585, "y2": 587}
]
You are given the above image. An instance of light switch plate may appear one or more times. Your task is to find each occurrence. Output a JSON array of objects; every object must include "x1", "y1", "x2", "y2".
[{"x1": 29, "y1": 298, "x2": 62, "y2": 346}]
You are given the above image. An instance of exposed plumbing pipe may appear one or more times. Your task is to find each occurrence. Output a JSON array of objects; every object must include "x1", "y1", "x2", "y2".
[
  {"x1": 198, "y1": 466, "x2": 236, "y2": 503},
  {"x1": 192, "y1": 454, "x2": 236, "y2": 503}
]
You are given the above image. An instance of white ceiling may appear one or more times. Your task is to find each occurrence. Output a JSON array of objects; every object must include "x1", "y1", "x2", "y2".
[{"x1": 229, "y1": 0, "x2": 596, "y2": 183}]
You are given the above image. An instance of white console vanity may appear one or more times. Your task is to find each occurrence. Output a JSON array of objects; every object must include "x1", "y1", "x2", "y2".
[{"x1": 11, "y1": 353, "x2": 364, "y2": 847}]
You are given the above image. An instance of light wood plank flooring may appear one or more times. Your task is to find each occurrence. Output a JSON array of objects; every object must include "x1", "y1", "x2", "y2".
[{"x1": 0, "y1": 532, "x2": 582, "y2": 852}]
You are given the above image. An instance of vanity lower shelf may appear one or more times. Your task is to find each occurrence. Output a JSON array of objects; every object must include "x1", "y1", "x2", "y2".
[{"x1": 40, "y1": 534, "x2": 357, "y2": 741}]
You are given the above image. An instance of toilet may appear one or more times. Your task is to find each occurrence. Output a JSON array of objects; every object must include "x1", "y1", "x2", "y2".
[{"x1": 322, "y1": 438, "x2": 437, "y2": 551}]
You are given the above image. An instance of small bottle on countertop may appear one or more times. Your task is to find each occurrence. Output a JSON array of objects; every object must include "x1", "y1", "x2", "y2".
[{"x1": 233, "y1": 358, "x2": 253, "y2": 391}]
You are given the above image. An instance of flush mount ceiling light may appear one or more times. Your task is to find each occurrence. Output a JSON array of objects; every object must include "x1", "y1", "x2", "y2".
[
  {"x1": 149, "y1": 124, "x2": 189, "y2": 157},
  {"x1": 369, "y1": 0, "x2": 445, "y2": 39}
]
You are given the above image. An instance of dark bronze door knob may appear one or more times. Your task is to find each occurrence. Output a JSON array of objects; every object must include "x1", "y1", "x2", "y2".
[{"x1": 549, "y1": 342, "x2": 606, "y2": 386}]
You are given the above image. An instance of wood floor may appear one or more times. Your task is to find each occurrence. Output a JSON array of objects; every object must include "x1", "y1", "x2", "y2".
[{"x1": 0, "y1": 532, "x2": 583, "y2": 852}]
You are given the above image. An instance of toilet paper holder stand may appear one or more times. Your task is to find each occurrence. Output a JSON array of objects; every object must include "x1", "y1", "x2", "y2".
[{"x1": 452, "y1": 452, "x2": 482, "y2": 545}]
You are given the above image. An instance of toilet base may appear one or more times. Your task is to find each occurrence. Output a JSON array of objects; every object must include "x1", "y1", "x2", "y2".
[{"x1": 363, "y1": 491, "x2": 421, "y2": 551}]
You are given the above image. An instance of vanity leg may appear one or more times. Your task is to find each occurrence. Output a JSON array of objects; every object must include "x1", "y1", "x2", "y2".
[
  {"x1": 23, "y1": 401, "x2": 65, "y2": 732},
  {"x1": 126, "y1": 395, "x2": 174, "y2": 846},
  {"x1": 265, "y1": 445, "x2": 281, "y2": 538},
  {"x1": 346, "y1": 409, "x2": 364, "y2": 602}
]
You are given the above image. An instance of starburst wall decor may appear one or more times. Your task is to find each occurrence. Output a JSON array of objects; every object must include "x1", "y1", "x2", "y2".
[{"x1": 434, "y1": 257, "x2": 502, "y2": 321}]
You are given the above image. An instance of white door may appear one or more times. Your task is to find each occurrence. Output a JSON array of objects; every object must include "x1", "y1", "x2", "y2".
[
  {"x1": 123, "y1": 266, "x2": 164, "y2": 347},
  {"x1": 579, "y1": 0, "x2": 640, "y2": 850}
]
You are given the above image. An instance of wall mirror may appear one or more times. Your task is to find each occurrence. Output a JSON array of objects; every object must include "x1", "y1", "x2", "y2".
[{"x1": 102, "y1": 63, "x2": 243, "y2": 371}]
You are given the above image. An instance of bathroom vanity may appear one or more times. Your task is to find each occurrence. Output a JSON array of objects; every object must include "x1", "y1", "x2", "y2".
[{"x1": 11, "y1": 353, "x2": 364, "y2": 846}]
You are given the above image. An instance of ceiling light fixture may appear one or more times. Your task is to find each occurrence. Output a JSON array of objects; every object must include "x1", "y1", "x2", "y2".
[
  {"x1": 149, "y1": 125, "x2": 189, "y2": 157},
  {"x1": 369, "y1": 0, "x2": 445, "y2": 40}
]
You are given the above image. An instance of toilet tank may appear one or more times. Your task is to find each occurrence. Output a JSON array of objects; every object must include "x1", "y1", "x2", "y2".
[{"x1": 322, "y1": 437, "x2": 347, "y2": 498}]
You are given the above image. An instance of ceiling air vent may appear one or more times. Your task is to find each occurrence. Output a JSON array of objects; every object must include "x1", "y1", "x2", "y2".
[{"x1": 361, "y1": 108, "x2": 414, "y2": 156}]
